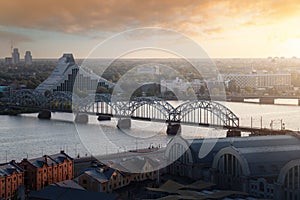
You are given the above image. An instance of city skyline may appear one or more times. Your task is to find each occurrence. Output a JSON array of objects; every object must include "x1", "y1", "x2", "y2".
[{"x1": 0, "y1": 0, "x2": 300, "y2": 58}]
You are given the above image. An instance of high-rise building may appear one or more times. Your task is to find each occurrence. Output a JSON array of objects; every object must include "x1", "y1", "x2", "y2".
[
  {"x1": 24, "y1": 51, "x2": 32, "y2": 65},
  {"x1": 12, "y1": 48, "x2": 20, "y2": 64}
]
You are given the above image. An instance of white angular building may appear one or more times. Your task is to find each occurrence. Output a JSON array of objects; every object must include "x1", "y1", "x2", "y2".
[{"x1": 35, "y1": 54, "x2": 116, "y2": 94}]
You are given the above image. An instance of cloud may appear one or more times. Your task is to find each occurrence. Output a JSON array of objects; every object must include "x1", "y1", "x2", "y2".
[
  {"x1": 0, "y1": 30, "x2": 33, "y2": 43},
  {"x1": 203, "y1": 27, "x2": 224, "y2": 34},
  {"x1": 0, "y1": 0, "x2": 299, "y2": 38},
  {"x1": 0, "y1": 0, "x2": 195, "y2": 33}
]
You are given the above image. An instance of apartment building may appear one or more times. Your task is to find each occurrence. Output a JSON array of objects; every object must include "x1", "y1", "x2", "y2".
[
  {"x1": 0, "y1": 161, "x2": 24, "y2": 200},
  {"x1": 18, "y1": 151, "x2": 73, "y2": 191}
]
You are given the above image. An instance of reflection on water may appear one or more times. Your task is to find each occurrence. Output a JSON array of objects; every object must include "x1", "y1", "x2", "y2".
[{"x1": 275, "y1": 99, "x2": 298, "y2": 105}]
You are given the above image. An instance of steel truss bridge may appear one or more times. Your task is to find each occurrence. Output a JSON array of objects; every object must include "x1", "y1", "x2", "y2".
[{"x1": 8, "y1": 90, "x2": 239, "y2": 129}]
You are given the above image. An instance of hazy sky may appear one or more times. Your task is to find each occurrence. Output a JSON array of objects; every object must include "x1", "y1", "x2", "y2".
[{"x1": 1, "y1": 0, "x2": 300, "y2": 58}]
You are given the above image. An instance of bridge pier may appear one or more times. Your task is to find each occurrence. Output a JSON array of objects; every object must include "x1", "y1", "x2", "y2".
[
  {"x1": 229, "y1": 96, "x2": 245, "y2": 102},
  {"x1": 167, "y1": 123, "x2": 181, "y2": 135},
  {"x1": 75, "y1": 113, "x2": 89, "y2": 124},
  {"x1": 117, "y1": 118, "x2": 131, "y2": 129},
  {"x1": 260, "y1": 97, "x2": 274, "y2": 104},
  {"x1": 97, "y1": 115, "x2": 111, "y2": 121},
  {"x1": 38, "y1": 111, "x2": 51, "y2": 119},
  {"x1": 226, "y1": 129, "x2": 241, "y2": 137}
]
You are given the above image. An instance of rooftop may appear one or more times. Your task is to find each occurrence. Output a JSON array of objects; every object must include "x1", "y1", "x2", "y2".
[
  {"x1": 0, "y1": 161, "x2": 23, "y2": 177},
  {"x1": 226, "y1": 144, "x2": 300, "y2": 177},
  {"x1": 80, "y1": 167, "x2": 116, "y2": 183},
  {"x1": 28, "y1": 185, "x2": 119, "y2": 200},
  {"x1": 146, "y1": 180, "x2": 253, "y2": 200},
  {"x1": 52, "y1": 180, "x2": 85, "y2": 190},
  {"x1": 24, "y1": 151, "x2": 73, "y2": 168},
  {"x1": 183, "y1": 134, "x2": 300, "y2": 164}
]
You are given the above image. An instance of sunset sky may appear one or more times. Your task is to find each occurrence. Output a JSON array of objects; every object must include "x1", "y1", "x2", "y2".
[{"x1": 0, "y1": 0, "x2": 300, "y2": 58}]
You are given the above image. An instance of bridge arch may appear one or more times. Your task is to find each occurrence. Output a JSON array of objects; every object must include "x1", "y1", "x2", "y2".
[
  {"x1": 126, "y1": 97, "x2": 175, "y2": 121},
  {"x1": 174, "y1": 100, "x2": 239, "y2": 127},
  {"x1": 81, "y1": 94, "x2": 120, "y2": 115}
]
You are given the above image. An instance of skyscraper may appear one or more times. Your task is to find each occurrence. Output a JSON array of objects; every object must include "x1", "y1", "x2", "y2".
[
  {"x1": 12, "y1": 48, "x2": 20, "y2": 64},
  {"x1": 24, "y1": 51, "x2": 32, "y2": 65}
]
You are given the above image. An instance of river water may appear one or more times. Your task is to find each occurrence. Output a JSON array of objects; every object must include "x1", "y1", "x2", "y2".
[{"x1": 1, "y1": 101, "x2": 300, "y2": 163}]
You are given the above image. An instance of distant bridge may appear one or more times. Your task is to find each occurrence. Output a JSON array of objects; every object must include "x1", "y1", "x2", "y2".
[
  {"x1": 8, "y1": 90, "x2": 240, "y2": 134},
  {"x1": 227, "y1": 95, "x2": 300, "y2": 105},
  {"x1": 195, "y1": 95, "x2": 300, "y2": 105}
]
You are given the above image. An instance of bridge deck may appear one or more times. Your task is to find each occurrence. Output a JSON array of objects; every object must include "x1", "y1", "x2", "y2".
[{"x1": 9, "y1": 105, "x2": 292, "y2": 134}]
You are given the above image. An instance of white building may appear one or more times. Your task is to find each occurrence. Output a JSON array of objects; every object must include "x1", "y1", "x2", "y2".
[
  {"x1": 24, "y1": 51, "x2": 32, "y2": 65},
  {"x1": 12, "y1": 48, "x2": 20, "y2": 64},
  {"x1": 137, "y1": 65, "x2": 159, "y2": 75},
  {"x1": 35, "y1": 54, "x2": 117, "y2": 94},
  {"x1": 219, "y1": 73, "x2": 292, "y2": 89},
  {"x1": 160, "y1": 77, "x2": 203, "y2": 94}
]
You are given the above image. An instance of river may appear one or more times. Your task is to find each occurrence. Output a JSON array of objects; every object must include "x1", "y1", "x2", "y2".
[{"x1": 1, "y1": 101, "x2": 300, "y2": 163}]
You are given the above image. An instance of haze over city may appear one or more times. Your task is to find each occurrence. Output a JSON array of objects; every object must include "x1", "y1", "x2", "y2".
[
  {"x1": 0, "y1": 0, "x2": 300, "y2": 58},
  {"x1": 3, "y1": 1, "x2": 300, "y2": 200}
]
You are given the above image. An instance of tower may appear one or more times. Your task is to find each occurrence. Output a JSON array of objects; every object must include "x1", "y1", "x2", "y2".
[
  {"x1": 24, "y1": 51, "x2": 32, "y2": 65},
  {"x1": 12, "y1": 48, "x2": 20, "y2": 64}
]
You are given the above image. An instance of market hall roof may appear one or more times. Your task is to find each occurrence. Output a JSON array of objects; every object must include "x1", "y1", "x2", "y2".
[{"x1": 166, "y1": 134, "x2": 300, "y2": 164}]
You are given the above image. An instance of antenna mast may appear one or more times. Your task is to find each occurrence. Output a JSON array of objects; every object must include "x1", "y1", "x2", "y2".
[{"x1": 10, "y1": 40, "x2": 13, "y2": 53}]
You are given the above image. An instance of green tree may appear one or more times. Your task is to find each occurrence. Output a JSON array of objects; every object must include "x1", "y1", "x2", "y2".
[
  {"x1": 186, "y1": 86, "x2": 195, "y2": 96},
  {"x1": 228, "y1": 80, "x2": 237, "y2": 93},
  {"x1": 44, "y1": 90, "x2": 53, "y2": 97},
  {"x1": 96, "y1": 86, "x2": 109, "y2": 94},
  {"x1": 199, "y1": 85, "x2": 206, "y2": 95},
  {"x1": 211, "y1": 88, "x2": 220, "y2": 95},
  {"x1": 245, "y1": 86, "x2": 253, "y2": 94}
]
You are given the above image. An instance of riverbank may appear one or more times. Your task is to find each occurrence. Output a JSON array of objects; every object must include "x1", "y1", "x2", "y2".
[{"x1": 0, "y1": 107, "x2": 38, "y2": 115}]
